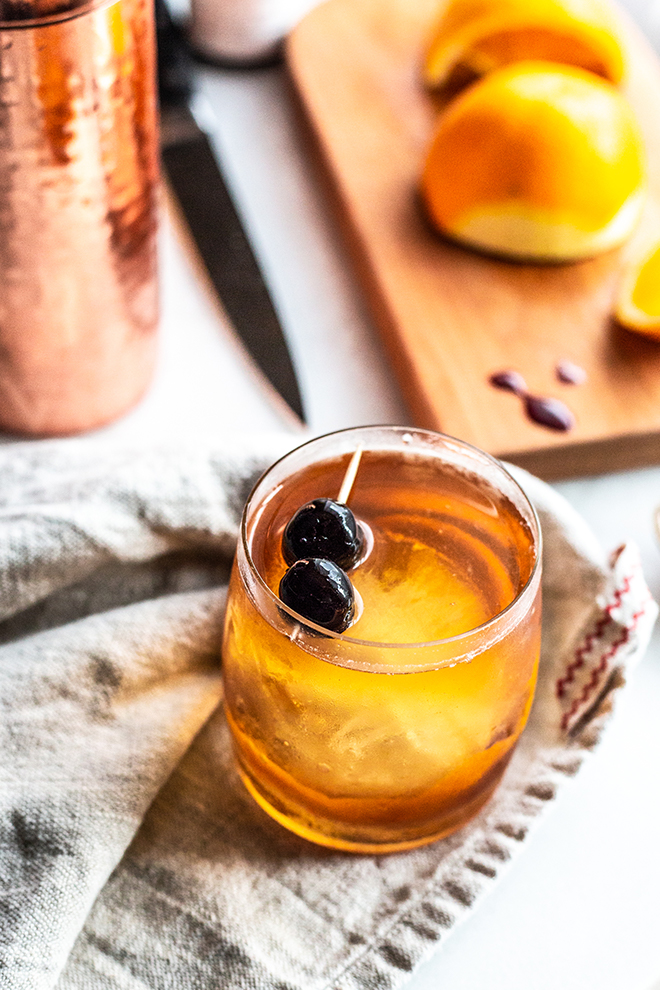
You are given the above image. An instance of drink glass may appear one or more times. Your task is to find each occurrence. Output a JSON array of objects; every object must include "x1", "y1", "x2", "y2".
[
  {"x1": 223, "y1": 427, "x2": 542, "y2": 853},
  {"x1": 0, "y1": 0, "x2": 159, "y2": 436}
]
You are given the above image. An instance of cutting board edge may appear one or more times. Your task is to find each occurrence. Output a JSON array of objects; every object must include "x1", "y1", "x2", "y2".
[{"x1": 499, "y1": 427, "x2": 660, "y2": 480}]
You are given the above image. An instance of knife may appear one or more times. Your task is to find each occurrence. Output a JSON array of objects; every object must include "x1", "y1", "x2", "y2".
[{"x1": 155, "y1": 0, "x2": 306, "y2": 423}]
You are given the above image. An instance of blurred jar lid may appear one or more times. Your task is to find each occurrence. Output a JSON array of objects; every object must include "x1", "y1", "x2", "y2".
[{"x1": 190, "y1": 0, "x2": 321, "y2": 65}]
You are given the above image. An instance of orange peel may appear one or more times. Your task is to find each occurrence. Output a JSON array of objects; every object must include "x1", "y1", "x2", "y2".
[
  {"x1": 420, "y1": 61, "x2": 646, "y2": 262},
  {"x1": 424, "y1": 0, "x2": 628, "y2": 90},
  {"x1": 614, "y1": 241, "x2": 660, "y2": 337}
]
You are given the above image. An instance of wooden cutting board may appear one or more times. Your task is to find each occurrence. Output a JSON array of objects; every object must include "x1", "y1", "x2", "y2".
[{"x1": 287, "y1": 0, "x2": 660, "y2": 479}]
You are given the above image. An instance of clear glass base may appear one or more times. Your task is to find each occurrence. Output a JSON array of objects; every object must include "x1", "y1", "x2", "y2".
[{"x1": 236, "y1": 757, "x2": 510, "y2": 854}]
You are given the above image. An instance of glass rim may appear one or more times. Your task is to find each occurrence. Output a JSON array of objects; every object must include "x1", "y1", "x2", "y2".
[{"x1": 239, "y1": 425, "x2": 542, "y2": 652}]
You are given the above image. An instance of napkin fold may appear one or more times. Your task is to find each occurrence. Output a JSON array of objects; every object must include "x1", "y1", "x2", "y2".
[{"x1": 0, "y1": 438, "x2": 656, "y2": 990}]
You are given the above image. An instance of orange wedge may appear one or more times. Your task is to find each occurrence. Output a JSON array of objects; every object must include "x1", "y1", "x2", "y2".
[
  {"x1": 420, "y1": 62, "x2": 646, "y2": 262},
  {"x1": 424, "y1": 0, "x2": 627, "y2": 89},
  {"x1": 615, "y1": 242, "x2": 660, "y2": 337}
]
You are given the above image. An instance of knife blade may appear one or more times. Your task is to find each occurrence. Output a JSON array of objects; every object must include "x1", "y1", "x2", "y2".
[{"x1": 155, "y1": 0, "x2": 306, "y2": 423}]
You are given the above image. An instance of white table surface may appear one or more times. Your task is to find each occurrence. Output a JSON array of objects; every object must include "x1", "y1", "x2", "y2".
[{"x1": 49, "y1": 2, "x2": 660, "y2": 986}]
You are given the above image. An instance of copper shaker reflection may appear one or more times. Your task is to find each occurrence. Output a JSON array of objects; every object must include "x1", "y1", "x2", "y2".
[{"x1": 0, "y1": 0, "x2": 159, "y2": 435}]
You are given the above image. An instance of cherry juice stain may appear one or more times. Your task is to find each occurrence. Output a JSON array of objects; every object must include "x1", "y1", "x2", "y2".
[
  {"x1": 555, "y1": 360, "x2": 587, "y2": 385},
  {"x1": 488, "y1": 370, "x2": 527, "y2": 395},
  {"x1": 524, "y1": 394, "x2": 575, "y2": 431},
  {"x1": 489, "y1": 368, "x2": 575, "y2": 432}
]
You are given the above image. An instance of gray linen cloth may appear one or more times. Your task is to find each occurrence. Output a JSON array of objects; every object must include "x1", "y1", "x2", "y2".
[{"x1": 0, "y1": 436, "x2": 656, "y2": 990}]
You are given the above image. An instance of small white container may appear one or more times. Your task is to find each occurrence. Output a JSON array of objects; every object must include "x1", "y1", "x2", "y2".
[{"x1": 190, "y1": 0, "x2": 320, "y2": 65}]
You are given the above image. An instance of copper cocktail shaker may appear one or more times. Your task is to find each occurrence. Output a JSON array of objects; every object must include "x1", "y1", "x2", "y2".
[{"x1": 0, "y1": 0, "x2": 159, "y2": 435}]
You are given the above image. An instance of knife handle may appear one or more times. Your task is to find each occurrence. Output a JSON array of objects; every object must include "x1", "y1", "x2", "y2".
[{"x1": 155, "y1": 0, "x2": 194, "y2": 104}]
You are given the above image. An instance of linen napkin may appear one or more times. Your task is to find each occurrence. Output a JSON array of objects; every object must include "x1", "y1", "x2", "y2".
[{"x1": 0, "y1": 436, "x2": 656, "y2": 990}]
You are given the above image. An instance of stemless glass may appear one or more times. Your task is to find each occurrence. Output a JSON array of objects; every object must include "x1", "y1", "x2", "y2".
[{"x1": 222, "y1": 427, "x2": 542, "y2": 853}]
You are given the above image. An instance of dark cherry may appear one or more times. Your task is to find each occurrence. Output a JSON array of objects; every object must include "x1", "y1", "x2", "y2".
[
  {"x1": 279, "y1": 558, "x2": 354, "y2": 633},
  {"x1": 524, "y1": 395, "x2": 575, "y2": 431},
  {"x1": 282, "y1": 498, "x2": 363, "y2": 569},
  {"x1": 489, "y1": 369, "x2": 528, "y2": 395}
]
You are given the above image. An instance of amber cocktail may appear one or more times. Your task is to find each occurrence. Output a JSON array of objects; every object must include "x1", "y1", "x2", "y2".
[{"x1": 222, "y1": 427, "x2": 541, "y2": 852}]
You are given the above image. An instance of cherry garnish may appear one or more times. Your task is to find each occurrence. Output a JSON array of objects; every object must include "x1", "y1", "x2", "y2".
[
  {"x1": 279, "y1": 558, "x2": 354, "y2": 632},
  {"x1": 282, "y1": 498, "x2": 363, "y2": 569}
]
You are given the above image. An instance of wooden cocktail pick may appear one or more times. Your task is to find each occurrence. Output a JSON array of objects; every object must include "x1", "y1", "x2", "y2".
[{"x1": 337, "y1": 445, "x2": 363, "y2": 504}]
